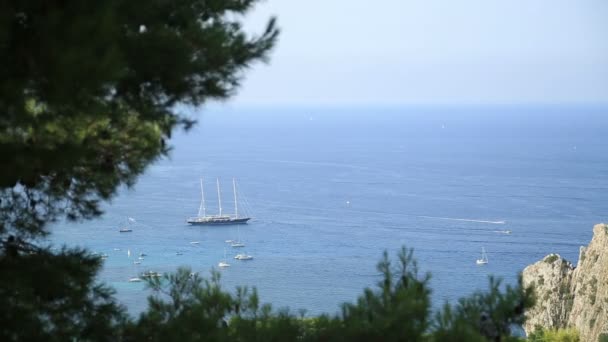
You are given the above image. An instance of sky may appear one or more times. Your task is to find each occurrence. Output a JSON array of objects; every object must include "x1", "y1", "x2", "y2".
[{"x1": 228, "y1": 0, "x2": 608, "y2": 107}]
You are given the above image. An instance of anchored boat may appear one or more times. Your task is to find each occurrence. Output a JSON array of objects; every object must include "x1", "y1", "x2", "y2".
[{"x1": 187, "y1": 178, "x2": 251, "y2": 225}]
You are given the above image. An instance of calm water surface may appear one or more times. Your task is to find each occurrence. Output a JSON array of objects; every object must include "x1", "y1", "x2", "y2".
[{"x1": 50, "y1": 106, "x2": 608, "y2": 315}]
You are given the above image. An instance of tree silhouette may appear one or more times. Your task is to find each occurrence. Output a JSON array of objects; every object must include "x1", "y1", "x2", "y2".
[{"x1": 0, "y1": 1, "x2": 277, "y2": 340}]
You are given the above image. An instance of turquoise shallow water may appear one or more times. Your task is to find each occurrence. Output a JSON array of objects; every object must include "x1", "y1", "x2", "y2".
[{"x1": 50, "y1": 105, "x2": 608, "y2": 316}]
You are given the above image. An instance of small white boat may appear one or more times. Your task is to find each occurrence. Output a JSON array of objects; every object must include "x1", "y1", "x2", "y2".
[
  {"x1": 476, "y1": 247, "x2": 489, "y2": 265},
  {"x1": 113, "y1": 248, "x2": 121, "y2": 251},
  {"x1": 133, "y1": 261, "x2": 141, "y2": 265},
  {"x1": 225, "y1": 239, "x2": 234, "y2": 243},
  {"x1": 218, "y1": 248, "x2": 230, "y2": 268},
  {"x1": 119, "y1": 228, "x2": 133, "y2": 233},
  {"x1": 129, "y1": 277, "x2": 142, "y2": 282},
  {"x1": 138, "y1": 256, "x2": 144, "y2": 260},
  {"x1": 190, "y1": 241, "x2": 200, "y2": 245},
  {"x1": 141, "y1": 270, "x2": 162, "y2": 278},
  {"x1": 230, "y1": 226, "x2": 245, "y2": 247},
  {"x1": 234, "y1": 253, "x2": 253, "y2": 260}
]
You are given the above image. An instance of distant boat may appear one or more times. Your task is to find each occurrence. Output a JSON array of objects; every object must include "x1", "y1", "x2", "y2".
[
  {"x1": 234, "y1": 253, "x2": 253, "y2": 260},
  {"x1": 218, "y1": 248, "x2": 230, "y2": 268},
  {"x1": 141, "y1": 270, "x2": 162, "y2": 279},
  {"x1": 133, "y1": 261, "x2": 141, "y2": 265},
  {"x1": 119, "y1": 217, "x2": 135, "y2": 232},
  {"x1": 190, "y1": 241, "x2": 200, "y2": 245},
  {"x1": 231, "y1": 226, "x2": 245, "y2": 247},
  {"x1": 476, "y1": 247, "x2": 489, "y2": 265},
  {"x1": 128, "y1": 277, "x2": 142, "y2": 282},
  {"x1": 187, "y1": 178, "x2": 251, "y2": 225}
]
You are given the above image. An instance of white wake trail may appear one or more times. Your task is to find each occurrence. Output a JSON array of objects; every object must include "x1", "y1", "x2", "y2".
[{"x1": 417, "y1": 215, "x2": 506, "y2": 224}]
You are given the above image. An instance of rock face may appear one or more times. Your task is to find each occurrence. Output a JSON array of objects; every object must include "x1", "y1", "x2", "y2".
[{"x1": 522, "y1": 223, "x2": 608, "y2": 341}]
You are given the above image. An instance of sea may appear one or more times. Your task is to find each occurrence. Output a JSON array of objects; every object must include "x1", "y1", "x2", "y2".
[{"x1": 50, "y1": 105, "x2": 608, "y2": 316}]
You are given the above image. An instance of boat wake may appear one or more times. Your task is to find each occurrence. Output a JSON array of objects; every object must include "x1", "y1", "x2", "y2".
[{"x1": 418, "y1": 216, "x2": 506, "y2": 224}]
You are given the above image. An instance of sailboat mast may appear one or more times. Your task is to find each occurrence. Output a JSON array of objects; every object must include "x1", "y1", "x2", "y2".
[
  {"x1": 233, "y1": 178, "x2": 238, "y2": 218},
  {"x1": 198, "y1": 178, "x2": 206, "y2": 217},
  {"x1": 217, "y1": 178, "x2": 222, "y2": 217}
]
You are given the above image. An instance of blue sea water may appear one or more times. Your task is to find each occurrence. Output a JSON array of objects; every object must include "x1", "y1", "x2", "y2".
[{"x1": 50, "y1": 105, "x2": 608, "y2": 316}]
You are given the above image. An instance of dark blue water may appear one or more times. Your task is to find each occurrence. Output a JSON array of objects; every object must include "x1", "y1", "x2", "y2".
[{"x1": 50, "y1": 105, "x2": 608, "y2": 315}]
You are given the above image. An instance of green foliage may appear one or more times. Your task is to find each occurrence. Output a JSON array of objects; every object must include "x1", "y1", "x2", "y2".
[
  {"x1": 431, "y1": 275, "x2": 534, "y2": 341},
  {"x1": 120, "y1": 248, "x2": 535, "y2": 342},
  {"x1": 527, "y1": 327, "x2": 580, "y2": 342},
  {"x1": 0, "y1": 1, "x2": 277, "y2": 339},
  {"x1": 0, "y1": 238, "x2": 127, "y2": 341},
  {"x1": 0, "y1": 0, "x2": 278, "y2": 238},
  {"x1": 334, "y1": 248, "x2": 431, "y2": 341}
]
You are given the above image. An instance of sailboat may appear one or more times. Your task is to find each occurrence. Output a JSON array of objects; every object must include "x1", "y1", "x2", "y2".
[
  {"x1": 187, "y1": 178, "x2": 251, "y2": 225},
  {"x1": 218, "y1": 248, "x2": 230, "y2": 268},
  {"x1": 230, "y1": 226, "x2": 245, "y2": 247},
  {"x1": 119, "y1": 217, "x2": 135, "y2": 232},
  {"x1": 476, "y1": 247, "x2": 489, "y2": 265}
]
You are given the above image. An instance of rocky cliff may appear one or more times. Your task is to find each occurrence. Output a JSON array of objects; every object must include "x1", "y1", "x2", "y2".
[{"x1": 522, "y1": 223, "x2": 608, "y2": 341}]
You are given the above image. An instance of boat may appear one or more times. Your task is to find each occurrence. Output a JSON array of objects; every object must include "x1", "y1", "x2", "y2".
[
  {"x1": 128, "y1": 277, "x2": 142, "y2": 282},
  {"x1": 476, "y1": 247, "x2": 489, "y2": 265},
  {"x1": 234, "y1": 253, "x2": 253, "y2": 260},
  {"x1": 141, "y1": 270, "x2": 162, "y2": 279},
  {"x1": 119, "y1": 217, "x2": 135, "y2": 232},
  {"x1": 218, "y1": 248, "x2": 230, "y2": 268},
  {"x1": 187, "y1": 178, "x2": 251, "y2": 225},
  {"x1": 133, "y1": 261, "x2": 141, "y2": 265},
  {"x1": 230, "y1": 226, "x2": 245, "y2": 247}
]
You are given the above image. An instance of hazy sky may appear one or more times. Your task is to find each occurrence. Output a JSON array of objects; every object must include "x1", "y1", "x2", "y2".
[{"x1": 230, "y1": 0, "x2": 607, "y2": 106}]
